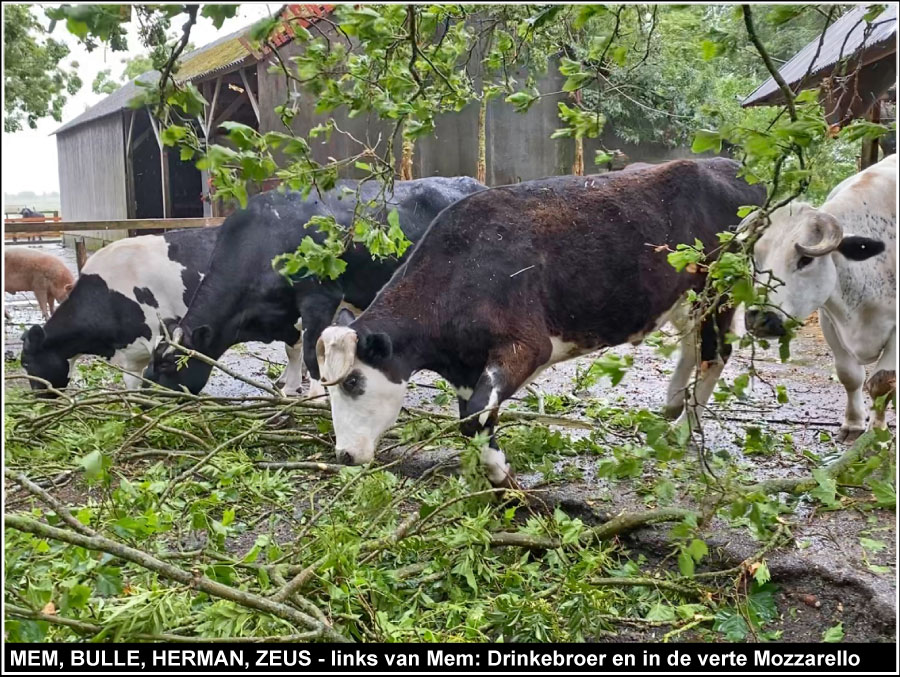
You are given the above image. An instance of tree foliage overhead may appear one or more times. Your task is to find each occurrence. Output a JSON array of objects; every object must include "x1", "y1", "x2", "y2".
[{"x1": 3, "y1": 4, "x2": 83, "y2": 132}]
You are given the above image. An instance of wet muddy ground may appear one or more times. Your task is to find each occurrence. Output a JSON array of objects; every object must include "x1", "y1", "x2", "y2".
[{"x1": 3, "y1": 241, "x2": 896, "y2": 642}]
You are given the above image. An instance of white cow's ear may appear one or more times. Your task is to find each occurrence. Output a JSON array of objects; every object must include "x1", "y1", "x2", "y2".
[{"x1": 837, "y1": 235, "x2": 885, "y2": 261}]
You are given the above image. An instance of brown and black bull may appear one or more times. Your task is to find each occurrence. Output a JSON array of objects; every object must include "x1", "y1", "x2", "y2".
[{"x1": 317, "y1": 158, "x2": 766, "y2": 485}]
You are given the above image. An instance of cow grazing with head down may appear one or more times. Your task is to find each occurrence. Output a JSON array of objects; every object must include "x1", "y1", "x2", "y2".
[
  {"x1": 144, "y1": 177, "x2": 485, "y2": 397},
  {"x1": 745, "y1": 154, "x2": 896, "y2": 440},
  {"x1": 316, "y1": 158, "x2": 766, "y2": 485},
  {"x1": 20, "y1": 228, "x2": 218, "y2": 392}
]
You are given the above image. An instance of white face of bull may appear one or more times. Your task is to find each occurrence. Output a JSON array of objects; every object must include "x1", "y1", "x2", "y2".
[
  {"x1": 746, "y1": 202, "x2": 886, "y2": 338},
  {"x1": 751, "y1": 203, "x2": 842, "y2": 326},
  {"x1": 317, "y1": 325, "x2": 407, "y2": 465}
]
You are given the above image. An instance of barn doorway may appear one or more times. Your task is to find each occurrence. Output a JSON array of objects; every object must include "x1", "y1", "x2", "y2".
[{"x1": 124, "y1": 108, "x2": 204, "y2": 222}]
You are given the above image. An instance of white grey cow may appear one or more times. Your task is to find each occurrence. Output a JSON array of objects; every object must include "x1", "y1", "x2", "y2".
[{"x1": 746, "y1": 154, "x2": 896, "y2": 440}]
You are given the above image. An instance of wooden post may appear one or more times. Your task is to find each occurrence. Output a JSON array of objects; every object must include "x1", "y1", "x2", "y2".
[
  {"x1": 75, "y1": 239, "x2": 87, "y2": 273},
  {"x1": 240, "y1": 68, "x2": 261, "y2": 124},
  {"x1": 860, "y1": 102, "x2": 881, "y2": 169}
]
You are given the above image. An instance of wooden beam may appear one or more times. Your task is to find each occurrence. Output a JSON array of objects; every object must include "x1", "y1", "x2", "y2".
[
  {"x1": 131, "y1": 127, "x2": 152, "y2": 153},
  {"x1": 6, "y1": 218, "x2": 224, "y2": 234},
  {"x1": 125, "y1": 109, "x2": 136, "y2": 155},
  {"x1": 146, "y1": 111, "x2": 170, "y2": 218},
  {"x1": 240, "y1": 67, "x2": 260, "y2": 124},
  {"x1": 206, "y1": 75, "x2": 222, "y2": 134},
  {"x1": 211, "y1": 92, "x2": 250, "y2": 131}
]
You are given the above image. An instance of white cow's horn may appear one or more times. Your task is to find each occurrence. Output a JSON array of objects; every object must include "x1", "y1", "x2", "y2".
[
  {"x1": 795, "y1": 213, "x2": 843, "y2": 257},
  {"x1": 316, "y1": 329, "x2": 357, "y2": 386}
]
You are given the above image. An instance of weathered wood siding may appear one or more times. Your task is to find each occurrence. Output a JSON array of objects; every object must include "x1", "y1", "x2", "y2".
[
  {"x1": 257, "y1": 37, "x2": 689, "y2": 186},
  {"x1": 56, "y1": 113, "x2": 128, "y2": 249}
]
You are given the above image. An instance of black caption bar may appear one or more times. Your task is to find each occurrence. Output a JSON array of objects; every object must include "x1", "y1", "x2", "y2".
[{"x1": 4, "y1": 643, "x2": 897, "y2": 674}]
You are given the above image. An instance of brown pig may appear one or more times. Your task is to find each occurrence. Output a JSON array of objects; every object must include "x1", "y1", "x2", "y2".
[{"x1": 4, "y1": 248, "x2": 76, "y2": 320}]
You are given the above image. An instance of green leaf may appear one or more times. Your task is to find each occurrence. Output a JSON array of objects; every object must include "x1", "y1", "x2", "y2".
[
  {"x1": 714, "y1": 608, "x2": 748, "y2": 641},
  {"x1": 678, "y1": 549, "x2": 695, "y2": 577},
  {"x1": 823, "y1": 622, "x2": 844, "y2": 643},
  {"x1": 691, "y1": 129, "x2": 722, "y2": 154},
  {"x1": 700, "y1": 40, "x2": 719, "y2": 61},
  {"x1": 645, "y1": 602, "x2": 677, "y2": 622},
  {"x1": 686, "y1": 538, "x2": 708, "y2": 562},
  {"x1": 859, "y1": 537, "x2": 886, "y2": 554},
  {"x1": 753, "y1": 560, "x2": 771, "y2": 585}
]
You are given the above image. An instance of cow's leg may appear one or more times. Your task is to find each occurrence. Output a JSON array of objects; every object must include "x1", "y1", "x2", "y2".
[
  {"x1": 664, "y1": 327, "x2": 698, "y2": 420},
  {"x1": 460, "y1": 342, "x2": 547, "y2": 487},
  {"x1": 819, "y1": 312, "x2": 867, "y2": 442},
  {"x1": 867, "y1": 327, "x2": 896, "y2": 430},
  {"x1": 280, "y1": 340, "x2": 305, "y2": 394},
  {"x1": 681, "y1": 306, "x2": 734, "y2": 430},
  {"x1": 299, "y1": 293, "x2": 341, "y2": 400}
]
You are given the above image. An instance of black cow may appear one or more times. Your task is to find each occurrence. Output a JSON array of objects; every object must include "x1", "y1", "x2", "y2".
[
  {"x1": 144, "y1": 177, "x2": 485, "y2": 395},
  {"x1": 315, "y1": 158, "x2": 766, "y2": 485},
  {"x1": 21, "y1": 227, "x2": 218, "y2": 391}
]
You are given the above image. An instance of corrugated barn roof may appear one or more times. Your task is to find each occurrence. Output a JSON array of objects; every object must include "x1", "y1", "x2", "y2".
[{"x1": 743, "y1": 4, "x2": 897, "y2": 107}]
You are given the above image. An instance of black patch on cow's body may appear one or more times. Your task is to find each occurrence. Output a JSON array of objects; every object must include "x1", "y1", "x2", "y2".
[
  {"x1": 354, "y1": 157, "x2": 766, "y2": 405},
  {"x1": 133, "y1": 286, "x2": 159, "y2": 307},
  {"x1": 148, "y1": 177, "x2": 485, "y2": 393},
  {"x1": 837, "y1": 236, "x2": 886, "y2": 261}
]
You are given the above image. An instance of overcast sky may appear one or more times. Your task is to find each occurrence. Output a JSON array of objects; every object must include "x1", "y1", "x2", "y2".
[{"x1": 2, "y1": 3, "x2": 275, "y2": 196}]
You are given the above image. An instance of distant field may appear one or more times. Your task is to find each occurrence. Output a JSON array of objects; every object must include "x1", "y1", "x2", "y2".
[{"x1": 3, "y1": 194, "x2": 61, "y2": 215}]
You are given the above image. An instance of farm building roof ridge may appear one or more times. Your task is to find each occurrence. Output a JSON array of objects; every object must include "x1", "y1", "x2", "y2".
[
  {"x1": 742, "y1": 4, "x2": 897, "y2": 107},
  {"x1": 52, "y1": 4, "x2": 331, "y2": 136}
]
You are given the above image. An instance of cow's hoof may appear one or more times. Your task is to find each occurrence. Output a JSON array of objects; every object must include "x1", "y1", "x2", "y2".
[
  {"x1": 661, "y1": 403, "x2": 683, "y2": 420},
  {"x1": 866, "y1": 369, "x2": 896, "y2": 400},
  {"x1": 836, "y1": 426, "x2": 865, "y2": 444}
]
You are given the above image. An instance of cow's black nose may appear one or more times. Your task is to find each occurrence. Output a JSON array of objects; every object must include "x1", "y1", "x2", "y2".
[
  {"x1": 746, "y1": 309, "x2": 786, "y2": 337},
  {"x1": 336, "y1": 449, "x2": 354, "y2": 465}
]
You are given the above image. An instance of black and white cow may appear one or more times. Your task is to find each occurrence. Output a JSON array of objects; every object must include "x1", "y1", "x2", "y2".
[
  {"x1": 316, "y1": 158, "x2": 766, "y2": 485},
  {"x1": 745, "y1": 154, "x2": 896, "y2": 440},
  {"x1": 144, "y1": 177, "x2": 485, "y2": 396},
  {"x1": 20, "y1": 228, "x2": 218, "y2": 391}
]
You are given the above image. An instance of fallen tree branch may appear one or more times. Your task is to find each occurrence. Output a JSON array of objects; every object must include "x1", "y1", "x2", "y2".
[
  {"x1": 742, "y1": 430, "x2": 878, "y2": 495},
  {"x1": 4, "y1": 514, "x2": 351, "y2": 643},
  {"x1": 4, "y1": 603, "x2": 320, "y2": 643}
]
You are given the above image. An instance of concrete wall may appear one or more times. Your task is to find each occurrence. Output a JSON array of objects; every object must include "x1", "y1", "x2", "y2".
[{"x1": 56, "y1": 113, "x2": 128, "y2": 249}]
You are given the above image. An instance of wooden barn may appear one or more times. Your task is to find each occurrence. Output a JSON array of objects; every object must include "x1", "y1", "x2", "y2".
[
  {"x1": 53, "y1": 4, "x2": 689, "y2": 248},
  {"x1": 742, "y1": 4, "x2": 897, "y2": 166}
]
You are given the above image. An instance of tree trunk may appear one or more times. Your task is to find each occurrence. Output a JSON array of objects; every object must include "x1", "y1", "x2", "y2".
[
  {"x1": 572, "y1": 137, "x2": 584, "y2": 176},
  {"x1": 476, "y1": 98, "x2": 487, "y2": 183},
  {"x1": 400, "y1": 136, "x2": 415, "y2": 180}
]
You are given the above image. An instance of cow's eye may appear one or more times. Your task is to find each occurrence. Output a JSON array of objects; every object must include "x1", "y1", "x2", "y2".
[
  {"x1": 797, "y1": 256, "x2": 814, "y2": 270},
  {"x1": 340, "y1": 371, "x2": 365, "y2": 396}
]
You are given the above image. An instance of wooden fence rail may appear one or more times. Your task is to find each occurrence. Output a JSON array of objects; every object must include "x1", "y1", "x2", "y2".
[{"x1": 4, "y1": 217, "x2": 224, "y2": 234}]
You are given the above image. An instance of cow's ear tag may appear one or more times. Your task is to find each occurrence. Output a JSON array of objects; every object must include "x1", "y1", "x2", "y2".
[{"x1": 837, "y1": 236, "x2": 885, "y2": 261}]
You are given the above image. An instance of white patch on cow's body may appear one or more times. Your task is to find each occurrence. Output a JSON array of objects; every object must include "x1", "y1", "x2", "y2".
[
  {"x1": 455, "y1": 385, "x2": 473, "y2": 401},
  {"x1": 329, "y1": 361, "x2": 407, "y2": 464},
  {"x1": 478, "y1": 367, "x2": 502, "y2": 425},
  {"x1": 81, "y1": 235, "x2": 189, "y2": 385},
  {"x1": 480, "y1": 444, "x2": 511, "y2": 485}
]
